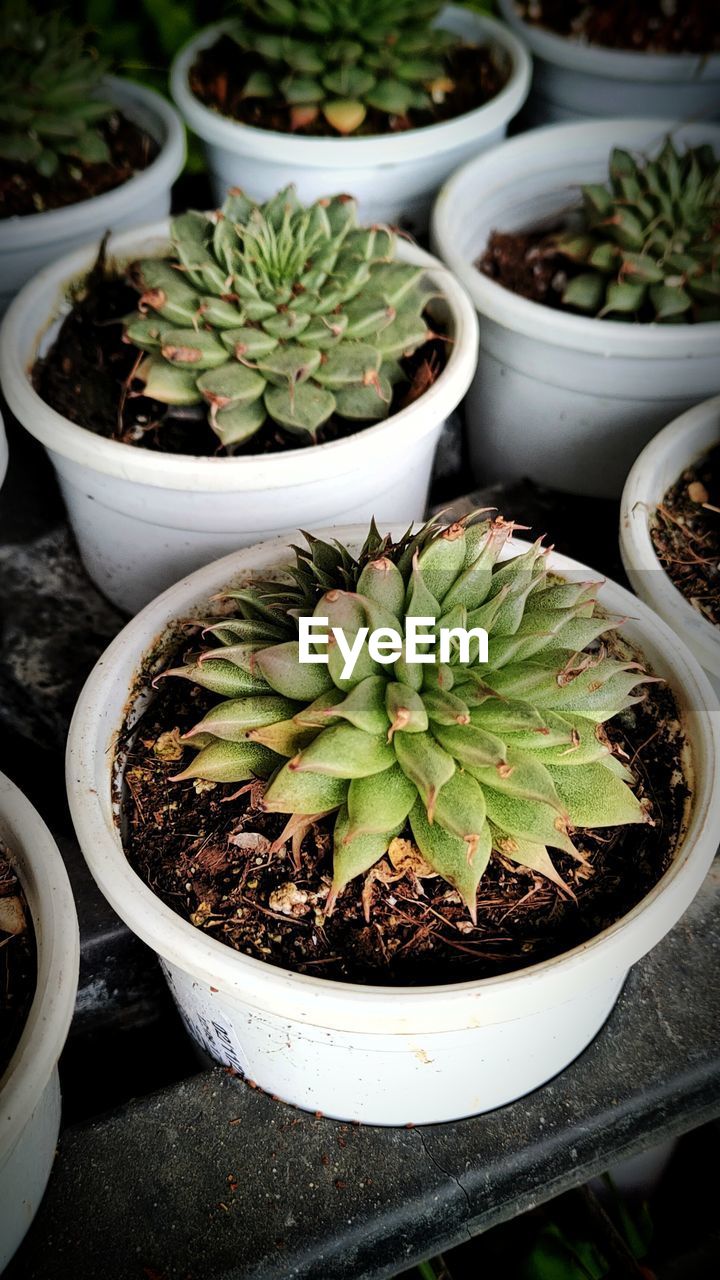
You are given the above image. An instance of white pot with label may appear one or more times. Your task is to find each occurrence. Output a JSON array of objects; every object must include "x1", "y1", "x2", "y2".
[
  {"x1": 67, "y1": 526, "x2": 720, "y2": 1126},
  {"x1": 0, "y1": 772, "x2": 79, "y2": 1271},
  {"x1": 0, "y1": 78, "x2": 185, "y2": 316},
  {"x1": 431, "y1": 118, "x2": 720, "y2": 500},
  {"x1": 0, "y1": 220, "x2": 478, "y2": 615},
  {"x1": 170, "y1": 8, "x2": 531, "y2": 230},
  {"x1": 497, "y1": 0, "x2": 720, "y2": 126},
  {"x1": 620, "y1": 395, "x2": 720, "y2": 698}
]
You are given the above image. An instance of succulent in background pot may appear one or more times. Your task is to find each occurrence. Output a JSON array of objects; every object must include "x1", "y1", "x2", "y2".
[
  {"x1": 0, "y1": 770, "x2": 79, "y2": 1271},
  {"x1": 0, "y1": 188, "x2": 478, "y2": 614},
  {"x1": 0, "y1": 1, "x2": 185, "y2": 315},
  {"x1": 170, "y1": 5, "x2": 530, "y2": 230},
  {"x1": 67, "y1": 516, "x2": 719, "y2": 1125},
  {"x1": 431, "y1": 119, "x2": 720, "y2": 499},
  {"x1": 620, "y1": 395, "x2": 720, "y2": 697},
  {"x1": 498, "y1": 0, "x2": 720, "y2": 126}
]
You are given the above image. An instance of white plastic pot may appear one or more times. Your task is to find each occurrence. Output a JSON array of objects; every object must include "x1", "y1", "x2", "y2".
[
  {"x1": 0, "y1": 77, "x2": 185, "y2": 316},
  {"x1": 0, "y1": 222, "x2": 478, "y2": 616},
  {"x1": 431, "y1": 118, "x2": 720, "y2": 500},
  {"x1": 170, "y1": 8, "x2": 531, "y2": 230},
  {"x1": 498, "y1": 0, "x2": 720, "y2": 126},
  {"x1": 620, "y1": 395, "x2": 720, "y2": 697},
  {"x1": 0, "y1": 771, "x2": 79, "y2": 1271},
  {"x1": 67, "y1": 526, "x2": 720, "y2": 1126}
]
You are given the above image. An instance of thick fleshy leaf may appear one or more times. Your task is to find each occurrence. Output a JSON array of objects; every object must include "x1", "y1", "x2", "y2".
[
  {"x1": 386, "y1": 682, "x2": 428, "y2": 737},
  {"x1": 469, "y1": 748, "x2": 563, "y2": 811},
  {"x1": 162, "y1": 658, "x2": 268, "y2": 697},
  {"x1": 394, "y1": 731, "x2": 455, "y2": 818},
  {"x1": 357, "y1": 557, "x2": 405, "y2": 617},
  {"x1": 290, "y1": 724, "x2": 394, "y2": 777},
  {"x1": 423, "y1": 688, "x2": 471, "y2": 726},
  {"x1": 410, "y1": 800, "x2": 491, "y2": 921},
  {"x1": 329, "y1": 807, "x2": 396, "y2": 908},
  {"x1": 546, "y1": 762, "x2": 645, "y2": 828},
  {"x1": 431, "y1": 721, "x2": 506, "y2": 769},
  {"x1": 482, "y1": 787, "x2": 577, "y2": 858},
  {"x1": 346, "y1": 764, "x2": 416, "y2": 839},
  {"x1": 433, "y1": 772, "x2": 487, "y2": 851},
  {"x1": 264, "y1": 383, "x2": 335, "y2": 435},
  {"x1": 248, "y1": 719, "x2": 317, "y2": 757},
  {"x1": 263, "y1": 763, "x2": 348, "y2": 814},
  {"x1": 491, "y1": 827, "x2": 570, "y2": 894},
  {"x1": 417, "y1": 523, "x2": 466, "y2": 602},
  {"x1": 184, "y1": 695, "x2": 297, "y2": 742},
  {"x1": 255, "y1": 641, "x2": 335, "y2": 699},
  {"x1": 330, "y1": 676, "x2": 390, "y2": 735},
  {"x1": 171, "y1": 740, "x2": 279, "y2": 783}
]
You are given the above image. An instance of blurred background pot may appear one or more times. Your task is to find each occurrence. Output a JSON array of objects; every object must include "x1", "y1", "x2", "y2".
[
  {"x1": 170, "y1": 8, "x2": 530, "y2": 231},
  {"x1": 431, "y1": 118, "x2": 720, "y2": 500},
  {"x1": 497, "y1": 0, "x2": 720, "y2": 126},
  {"x1": 0, "y1": 78, "x2": 185, "y2": 316},
  {"x1": 0, "y1": 771, "x2": 79, "y2": 1272},
  {"x1": 620, "y1": 395, "x2": 720, "y2": 697}
]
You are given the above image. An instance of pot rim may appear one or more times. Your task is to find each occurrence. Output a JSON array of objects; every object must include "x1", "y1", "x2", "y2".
[
  {"x1": 619, "y1": 394, "x2": 720, "y2": 679},
  {"x1": 169, "y1": 9, "x2": 531, "y2": 164},
  {"x1": 0, "y1": 77, "x2": 185, "y2": 250},
  {"x1": 431, "y1": 117, "x2": 720, "y2": 355},
  {"x1": 0, "y1": 226, "x2": 478, "y2": 491},
  {"x1": 66, "y1": 527, "x2": 720, "y2": 1035},
  {"x1": 497, "y1": 0, "x2": 720, "y2": 79},
  {"x1": 0, "y1": 772, "x2": 79, "y2": 1158}
]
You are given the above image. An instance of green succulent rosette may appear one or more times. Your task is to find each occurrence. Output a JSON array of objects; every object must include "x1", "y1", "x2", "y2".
[
  {"x1": 0, "y1": 0, "x2": 113, "y2": 181},
  {"x1": 124, "y1": 186, "x2": 434, "y2": 448},
  {"x1": 555, "y1": 139, "x2": 720, "y2": 323},
  {"x1": 225, "y1": 0, "x2": 458, "y2": 134},
  {"x1": 162, "y1": 515, "x2": 652, "y2": 920}
]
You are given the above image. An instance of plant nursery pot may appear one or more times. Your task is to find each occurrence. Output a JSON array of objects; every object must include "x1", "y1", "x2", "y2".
[
  {"x1": 0, "y1": 78, "x2": 185, "y2": 317},
  {"x1": 0, "y1": 223, "x2": 478, "y2": 616},
  {"x1": 430, "y1": 118, "x2": 720, "y2": 500},
  {"x1": 66, "y1": 526, "x2": 720, "y2": 1126},
  {"x1": 0, "y1": 771, "x2": 79, "y2": 1271},
  {"x1": 497, "y1": 0, "x2": 720, "y2": 126},
  {"x1": 620, "y1": 395, "x2": 720, "y2": 698},
  {"x1": 169, "y1": 8, "x2": 531, "y2": 231}
]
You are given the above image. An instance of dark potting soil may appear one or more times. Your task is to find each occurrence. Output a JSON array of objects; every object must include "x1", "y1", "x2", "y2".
[
  {"x1": 189, "y1": 36, "x2": 508, "y2": 137},
  {"x1": 32, "y1": 248, "x2": 447, "y2": 458},
  {"x1": 0, "y1": 847, "x2": 37, "y2": 1078},
  {"x1": 478, "y1": 227, "x2": 574, "y2": 310},
  {"x1": 515, "y1": 0, "x2": 720, "y2": 55},
  {"x1": 121, "y1": 641, "x2": 687, "y2": 987},
  {"x1": 0, "y1": 112, "x2": 158, "y2": 220},
  {"x1": 651, "y1": 443, "x2": 720, "y2": 629}
]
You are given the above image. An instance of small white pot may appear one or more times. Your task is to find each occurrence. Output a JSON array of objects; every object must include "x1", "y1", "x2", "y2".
[
  {"x1": 0, "y1": 222, "x2": 478, "y2": 615},
  {"x1": 0, "y1": 77, "x2": 186, "y2": 316},
  {"x1": 431, "y1": 118, "x2": 720, "y2": 500},
  {"x1": 0, "y1": 772, "x2": 79, "y2": 1271},
  {"x1": 170, "y1": 8, "x2": 531, "y2": 230},
  {"x1": 498, "y1": 0, "x2": 720, "y2": 126},
  {"x1": 620, "y1": 395, "x2": 720, "y2": 697},
  {"x1": 67, "y1": 527, "x2": 720, "y2": 1126}
]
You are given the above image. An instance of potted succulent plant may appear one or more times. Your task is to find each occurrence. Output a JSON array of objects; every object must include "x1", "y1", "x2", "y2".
[
  {"x1": 67, "y1": 514, "x2": 719, "y2": 1125},
  {"x1": 620, "y1": 394, "x2": 720, "y2": 696},
  {"x1": 169, "y1": 2, "x2": 531, "y2": 229},
  {"x1": 0, "y1": 186, "x2": 478, "y2": 614},
  {"x1": 0, "y1": 770, "x2": 79, "y2": 1271},
  {"x1": 0, "y1": 0, "x2": 185, "y2": 314},
  {"x1": 431, "y1": 119, "x2": 720, "y2": 499},
  {"x1": 498, "y1": 0, "x2": 720, "y2": 126}
]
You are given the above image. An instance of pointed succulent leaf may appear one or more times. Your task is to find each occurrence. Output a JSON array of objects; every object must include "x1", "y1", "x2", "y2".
[
  {"x1": 410, "y1": 800, "x2": 491, "y2": 921},
  {"x1": 172, "y1": 740, "x2": 280, "y2": 783},
  {"x1": 291, "y1": 724, "x2": 394, "y2": 777},
  {"x1": 263, "y1": 763, "x2": 348, "y2": 814},
  {"x1": 346, "y1": 764, "x2": 416, "y2": 839},
  {"x1": 256, "y1": 641, "x2": 335, "y2": 699}
]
